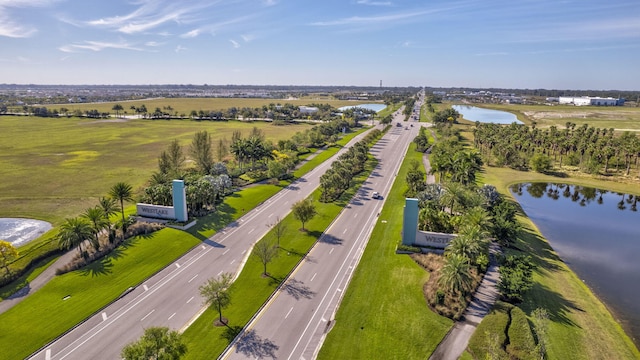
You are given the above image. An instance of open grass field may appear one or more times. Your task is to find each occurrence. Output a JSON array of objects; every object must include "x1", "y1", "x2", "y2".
[
  {"x1": 461, "y1": 103, "x2": 640, "y2": 132},
  {"x1": 317, "y1": 143, "x2": 453, "y2": 359},
  {"x1": 40, "y1": 98, "x2": 378, "y2": 116},
  {"x1": 475, "y1": 136, "x2": 640, "y2": 358},
  {"x1": 0, "y1": 115, "x2": 313, "y2": 225}
]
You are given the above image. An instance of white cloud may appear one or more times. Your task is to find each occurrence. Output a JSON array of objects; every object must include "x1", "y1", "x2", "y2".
[
  {"x1": 86, "y1": 0, "x2": 216, "y2": 34},
  {"x1": 181, "y1": 29, "x2": 202, "y2": 38},
  {"x1": 356, "y1": 0, "x2": 393, "y2": 6},
  {"x1": 311, "y1": 9, "x2": 440, "y2": 27},
  {"x1": 145, "y1": 41, "x2": 164, "y2": 47},
  {"x1": 175, "y1": 45, "x2": 186, "y2": 53},
  {"x1": 240, "y1": 34, "x2": 254, "y2": 42},
  {"x1": 0, "y1": 0, "x2": 59, "y2": 37},
  {"x1": 229, "y1": 39, "x2": 240, "y2": 48},
  {"x1": 59, "y1": 40, "x2": 143, "y2": 53}
]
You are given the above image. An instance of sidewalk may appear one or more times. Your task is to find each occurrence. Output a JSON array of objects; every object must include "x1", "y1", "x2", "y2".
[
  {"x1": 0, "y1": 250, "x2": 75, "y2": 314},
  {"x1": 429, "y1": 244, "x2": 501, "y2": 360}
]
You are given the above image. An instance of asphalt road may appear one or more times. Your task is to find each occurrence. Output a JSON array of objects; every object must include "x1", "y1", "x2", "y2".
[
  {"x1": 223, "y1": 111, "x2": 424, "y2": 359},
  {"x1": 28, "y1": 127, "x2": 379, "y2": 360}
]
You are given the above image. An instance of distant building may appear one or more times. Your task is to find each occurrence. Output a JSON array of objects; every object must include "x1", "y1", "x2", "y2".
[
  {"x1": 559, "y1": 96, "x2": 624, "y2": 106},
  {"x1": 298, "y1": 106, "x2": 319, "y2": 114}
]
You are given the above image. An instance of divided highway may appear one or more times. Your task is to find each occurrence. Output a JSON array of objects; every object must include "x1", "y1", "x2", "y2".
[
  {"x1": 224, "y1": 110, "x2": 424, "y2": 359},
  {"x1": 29, "y1": 127, "x2": 378, "y2": 360}
]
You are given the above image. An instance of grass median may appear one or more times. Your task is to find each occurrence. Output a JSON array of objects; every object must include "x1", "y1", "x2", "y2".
[
  {"x1": 182, "y1": 155, "x2": 379, "y2": 358},
  {"x1": 318, "y1": 142, "x2": 453, "y2": 359}
]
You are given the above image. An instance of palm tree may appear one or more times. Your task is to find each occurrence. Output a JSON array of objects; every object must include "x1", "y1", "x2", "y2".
[
  {"x1": 98, "y1": 197, "x2": 118, "y2": 243},
  {"x1": 82, "y1": 206, "x2": 106, "y2": 252},
  {"x1": 57, "y1": 217, "x2": 94, "y2": 257},
  {"x1": 438, "y1": 254, "x2": 473, "y2": 298},
  {"x1": 112, "y1": 104, "x2": 124, "y2": 118},
  {"x1": 109, "y1": 182, "x2": 134, "y2": 235}
]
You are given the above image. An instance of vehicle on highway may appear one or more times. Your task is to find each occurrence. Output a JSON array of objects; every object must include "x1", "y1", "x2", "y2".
[
  {"x1": 372, "y1": 191, "x2": 380, "y2": 199},
  {"x1": 396, "y1": 122, "x2": 402, "y2": 127}
]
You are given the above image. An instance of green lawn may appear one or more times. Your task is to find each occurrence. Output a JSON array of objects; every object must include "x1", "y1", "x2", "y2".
[
  {"x1": 317, "y1": 143, "x2": 452, "y2": 359},
  {"x1": 0, "y1": 228, "x2": 201, "y2": 360}
]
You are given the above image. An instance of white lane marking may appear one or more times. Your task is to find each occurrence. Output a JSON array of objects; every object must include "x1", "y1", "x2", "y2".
[
  {"x1": 54, "y1": 247, "x2": 213, "y2": 360},
  {"x1": 248, "y1": 228, "x2": 255, "y2": 234},
  {"x1": 140, "y1": 309, "x2": 155, "y2": 322},
  {"x1": 175, "y1": 263, "x2": 181, "y2": 269},
  {"x1": 45, "y1": 349, "x2": 51, "y2": 360},
  {"x1": 223, "y1": 249, "x2": 230, "y2": 255},
  {"x1": 343, "y1": 229, "x2": 347, "y2": 234},
  {"x1": 168, "y1": 313, "x2": 176, "y2": 321},
  {"x1": 188, "y1": 274, "x2": 198, "y2": 283},
  {"x1": 101, "y1": 312, "x2": 107, "y2": 321},
  {"x1": 217, "y1": 271, "x2": 223, "y2": 276},
  {"x1": 353, "y1": 213, "x2": 358, "y2": 218},
  {"x1": 329, "y1": 248, "x2": 334, "y2": 255},
  {"x1": 187, "y1": 297, "x2": 194, "y2": 304},
  {"x1": 201, "y1": 245, "x2": 206, "y2": 250},
  {"x1": 268, "y1": 213, "x2": 273, "y2": 218},
  {"x1": 230, "y1": 259, "x2": 236, "y2": 265},
  {"x1": 285, "y1": 307, "x2": 294, "y2": 319},
  {"x1": 143, "y1": 285, "x2": 148, "y2": 291},
  {"x1": 310, "y1": 273, "x2": 317, "y2": 282},
  {"x1": 337, "y1": 288, "x2": 342, "y2": 292},
  {"x1": 241, "y1": 250, "x2": 246, "y2": 255},
  {"x1": 284, "y1": 201, "x2": 289, "y2": 205}
]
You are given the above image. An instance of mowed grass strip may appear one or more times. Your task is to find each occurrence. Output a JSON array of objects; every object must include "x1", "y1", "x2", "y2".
[
  {"x1": 317, "y1": 142, "x2": 452, "y2": 360},
  {"x1": 293, "y1": 128, "x2": 367, "y2": 178},
  {"x1": 182, "y1": 156, "x2": 379, "y2": 358},
  {"x1": 477, "y1": 148, "x2": 640, "y2": 358},
  {"x1": 0, "y1": 228, "x2": 201, "y2": 360}
]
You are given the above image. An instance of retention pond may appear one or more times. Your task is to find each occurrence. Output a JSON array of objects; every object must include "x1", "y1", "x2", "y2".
[{"x1": 511, "y1": 183, "x2": 639, "y2": 346}]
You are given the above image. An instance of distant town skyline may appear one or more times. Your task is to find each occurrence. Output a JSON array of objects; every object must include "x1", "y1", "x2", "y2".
[{"x1": 1, "y1": 0, "x2": 638, "y2": 90}]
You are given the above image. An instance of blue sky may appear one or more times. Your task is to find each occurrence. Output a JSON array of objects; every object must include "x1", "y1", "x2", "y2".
[{"x1": 0, "y1": 0, "x2": 638, "y2": 90}]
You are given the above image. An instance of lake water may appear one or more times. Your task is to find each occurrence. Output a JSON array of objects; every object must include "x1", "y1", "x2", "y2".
[
  {"x1": 510, "y1": 183, "x2": 639, "y2": 346},
  {"x1": 338, "y1": 103, "x2": 387, "y2": 113},
  {"x1": 0, "y1": 218, "x2": 52, "y2": 247},
  {"x1": 452, "y1": 105, "x2": 522, "y2": 124}
]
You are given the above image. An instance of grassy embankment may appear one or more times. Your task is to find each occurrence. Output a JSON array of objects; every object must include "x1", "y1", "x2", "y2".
[
  {"x1": 470, "y1": 132, "x2": 640, "y2": 359},
  {"x1": 318, "y1": 142, "x2": 452, "y2": 359},
  {"x1": 0, "y1": 127, "x2": 367, "y2": 358}
]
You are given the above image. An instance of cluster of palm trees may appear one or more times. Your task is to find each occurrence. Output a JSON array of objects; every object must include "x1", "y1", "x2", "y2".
[
  {"x1": 319, "y1": 130, "x2": 381, "y2": 202},
  {"x1": 429, "y1": 137, "x2": 483, "y2": 185},
  {"x1": 57, "y1": 182, "x2": 132, "y2": 258},
  {"x1": 473, "y1": 122, "x2": 640, "y2": 176}
]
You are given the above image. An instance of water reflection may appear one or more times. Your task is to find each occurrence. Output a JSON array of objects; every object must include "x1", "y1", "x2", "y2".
[
  {"x1": 511, "y1": 183, "x2": 640, "y2": 347},
  {"x1": 510, "y1": 183, "x2": 638, "y2": 212}
]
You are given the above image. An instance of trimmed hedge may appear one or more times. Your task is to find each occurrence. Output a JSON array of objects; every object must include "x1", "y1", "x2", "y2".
[
  {"x1": 507, "y1": 307, "x2": 537, "y2": 360},
  {"x1": 468, "y1": 301, "x2": 512, "y2": 359}
]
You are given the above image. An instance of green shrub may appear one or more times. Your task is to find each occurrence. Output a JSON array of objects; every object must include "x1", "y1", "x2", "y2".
[
  {"x1": 507, "y1": 307, "x2": 537, "y2": 360},
  {"x1": 396, "y1": 244, "x2": 421, "y2": 253},
  {"x1": 435, "y1": 290, "x2": 445, "y2": 305},
  {"x1": 468, "y1": 301, "x2": 512, "y2": 360}
]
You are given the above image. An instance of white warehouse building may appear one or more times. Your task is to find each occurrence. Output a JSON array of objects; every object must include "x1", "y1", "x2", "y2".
[{"x1": 559, "y1": 96, "x2": 624, "y2": 106}]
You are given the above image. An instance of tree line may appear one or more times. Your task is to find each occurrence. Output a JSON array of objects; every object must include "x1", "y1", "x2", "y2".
[{"x1": 473, "y1": 121, "x2": 640, "y2": 176}]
